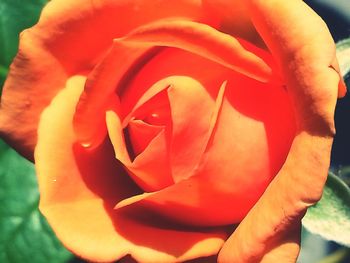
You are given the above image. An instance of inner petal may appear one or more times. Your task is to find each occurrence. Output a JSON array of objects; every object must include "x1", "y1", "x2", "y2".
[
  {"x1": 123, "y1": 87, "x2": 171, "y2": 161},
  {"x1": 126, "y1": 86, "x2": 171, "y2": 127},
  {"x1": 126, "y1": 75, "x2": 225, "y2": 183},
  {"x1": 114, "y1": 72, "x2": 296, "y2": 226},
  {"x1": 126, "y1": 119, "x2": 164, "y2": 158},
  {"x1": 106, "y1": 110, "x2": 173, "y2": 192},
  {"x1": 166, "y1": 76, "x2": 222, "y2": 182}
]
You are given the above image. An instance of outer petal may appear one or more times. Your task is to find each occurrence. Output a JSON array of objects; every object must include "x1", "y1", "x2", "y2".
[
  {"x1": 35, "y1": 75, "x2": 227, "y2": 262},
  {"x1": 0, "y1": 31, "x2": 67, "y2": 160},
  {"x1": 218, "y1": 1, "x2": 342, "y2": 262},
  {"x1": 121, "y1": 20, "x2": 273, "y2": 82}
]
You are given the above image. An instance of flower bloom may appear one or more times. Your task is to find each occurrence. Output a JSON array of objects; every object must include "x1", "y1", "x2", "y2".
[{"x1": 0, "y1": 0, "x2": 345, "y2": 262}]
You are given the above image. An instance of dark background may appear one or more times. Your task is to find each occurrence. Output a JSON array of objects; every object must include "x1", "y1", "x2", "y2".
[{"x1": 305, "y1": 0, "x2": 350, "y2": 167}]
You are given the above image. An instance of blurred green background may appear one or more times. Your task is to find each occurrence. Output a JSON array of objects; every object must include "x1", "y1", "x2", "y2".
[{"x1": 0, "y1": 0, "x2": 349, "y2": 262}]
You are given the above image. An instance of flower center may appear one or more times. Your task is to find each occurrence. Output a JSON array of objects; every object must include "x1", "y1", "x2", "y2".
[
  {"x1": 143, "y1": 111, "x2": 167, "y2": 126},
  {"x1": 122, "y1": 88, "x2": 172, "y2": 163}
]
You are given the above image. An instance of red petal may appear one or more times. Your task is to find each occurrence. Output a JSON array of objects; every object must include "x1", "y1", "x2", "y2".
[
  {"x1": 116, "y1": 73, "x2": 295, "y2": 226},
  {"x1": 127, "y1": 119, "x2": 164, "y2": 157}
]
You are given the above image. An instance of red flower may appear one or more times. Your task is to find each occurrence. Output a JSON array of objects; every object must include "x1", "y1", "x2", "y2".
[{"x1": 0, "y1": 0, "x2": 345, "y2": 262}]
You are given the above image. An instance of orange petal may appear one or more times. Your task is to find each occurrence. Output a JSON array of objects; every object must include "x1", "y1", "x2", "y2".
[
  {"x1": 247, "y1": 0, "x2": 340, "y2": 135},
  {"x1": 218, "y1": 1, "x2": 341, "y2": 261},
  {"x1": 201, "y1": 0, "x2": 265, "y2": 48},
  {"x1": 30, "y1": 0, "x2": 211, "y2": 72},
  {"x1": 36, "y1": 75, "x2": 227, "y2": 262},
  {"x1": 73, "y1": 41, "x2": 156, "y2": 148},
  {"x1": 165, "y1": 76, "x2": 219, "y2": 182},
  {"x1": 121, "y1": 19, "x2": 274, "y2": 82}
]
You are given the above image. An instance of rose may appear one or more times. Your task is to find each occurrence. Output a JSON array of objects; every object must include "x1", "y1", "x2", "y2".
[{"x1": 0, "y1": 0, "x2": 345, "y2": 262}]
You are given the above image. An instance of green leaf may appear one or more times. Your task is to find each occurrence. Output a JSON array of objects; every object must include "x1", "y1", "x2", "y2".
[
  {"x1": 302, "y1": 172, "x2": 350, "y2": 247},
  {"x1": 0, "y1": 0, "x2": 47, "y2": 90},
  {"x1": 336, "y1": 37, "x2": 350, "y2": 90},
  {"x1": 0, "y1": 139, "x2": 73, "y2": 263}
]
